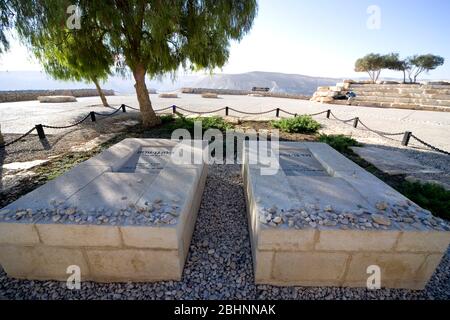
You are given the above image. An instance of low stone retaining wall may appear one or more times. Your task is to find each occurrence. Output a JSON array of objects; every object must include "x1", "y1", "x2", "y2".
[
  {"x1": 0, "y1": 89, "x2": 115, "y2": 103},
  {"x1": 243, "y1": 142, "x2": 450, "y2": 289},
  {"x1": 0, "y1": 139, "x2": 207, "y2": 282},
  {"x1": 311, "y1": 81, "x2": 450, "y2": 112},
  {"x1": 181, "y1": 88, "x2": 310, "y2": 100}
]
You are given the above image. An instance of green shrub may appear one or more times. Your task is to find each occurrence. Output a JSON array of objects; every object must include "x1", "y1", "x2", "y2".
[
  {"x1": 159, "y1": 114, "x2": 175, "y2": 124},
  {"x1": 318, "y1": 134, "x2": 360, "y2": 153},
  {"x1": 271, "y1": 115, "x2": 321, "y2": 133},
  {"x1": 165, "y1": 114, "x2": 233, "y2": 132},
  {"x1": 399, "y1": 181, "x2": 450, "y2": 221}
]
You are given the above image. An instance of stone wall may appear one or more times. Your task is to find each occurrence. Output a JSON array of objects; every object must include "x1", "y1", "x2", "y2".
[
  {"x1": 0, "y1": 89, "x2": 115, "y2": 103},
  {"x1": 181, "y1": 87, "x2": 310, "y2": 100},
  {"x1": 310, "y1": 81, "x2": 450, "y2": 112}
]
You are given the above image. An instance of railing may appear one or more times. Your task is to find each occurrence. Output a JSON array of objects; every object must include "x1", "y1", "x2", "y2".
[{"x1": 1, "y1": 104, "x2": 448, "y2": 156}]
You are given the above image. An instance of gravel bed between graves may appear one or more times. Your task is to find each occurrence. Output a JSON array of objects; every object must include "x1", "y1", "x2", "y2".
[{"x1": 0, "y1": 164, "x2": 449, "y2": 300}]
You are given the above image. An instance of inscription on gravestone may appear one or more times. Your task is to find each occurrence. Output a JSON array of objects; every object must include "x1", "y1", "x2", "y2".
[
  {"x1": 118, "y1": 147, "x2": 174, "y2": 173},
  {"x1": 279, "y1": 148, "x2": 328, "y2": 176}
]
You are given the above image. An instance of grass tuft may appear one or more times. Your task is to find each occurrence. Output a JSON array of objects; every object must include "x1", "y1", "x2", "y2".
[{"x1": 271, "y1": 115, "x2": 321, "y2": 134}]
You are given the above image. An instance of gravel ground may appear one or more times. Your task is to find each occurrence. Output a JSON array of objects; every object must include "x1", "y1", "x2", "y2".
[
  {"x1": 0, "y1": 112, "x2": 141, "y2": 165},
  {"x1": 0, "y1": 165, "x2": 449, "y2": 300},
  {"x1": 319, "y1": 117, "x2": 450, "y2": 188}
]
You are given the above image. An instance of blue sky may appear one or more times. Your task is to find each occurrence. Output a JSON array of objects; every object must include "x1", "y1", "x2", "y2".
[{"x1": 1, "y1": 0, "x2": 449, "y2": 79}]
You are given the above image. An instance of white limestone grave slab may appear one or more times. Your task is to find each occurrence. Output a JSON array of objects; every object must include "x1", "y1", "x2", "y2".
[
  {"x1": 0, "y1": 138, "x2": 208, "y2": 282},
  {"x1": 243, "y1": 142, "x2": 450, "y2": 289}
]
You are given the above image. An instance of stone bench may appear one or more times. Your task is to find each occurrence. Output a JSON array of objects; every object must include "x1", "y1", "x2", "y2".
[
  {"x1": 243, "y1": 142, "x2": 450, "y2": 289},
  {"x1": 37, "y1": 96, "x2": 78, "y2": 103},
  {"x1": 0, "y1": 138, "x2": 207, "y2": 282}
]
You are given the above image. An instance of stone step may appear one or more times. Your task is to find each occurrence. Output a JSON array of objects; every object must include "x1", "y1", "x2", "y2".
[
  {"x1": 354, "y1": 92, "x2": 450, "y2": 100},
  {"x1": 350, "y1": 84, "x2": 450, "y2": 90},
  {"x1": 349, "y1": 86, "x2": 450, "y2": 95},
  {"x1": 354, "y1": 96, "x2": 450, "y2": 106},
  {"x1": 352, "y1": 101, "x2": 450, "y2": 112}
]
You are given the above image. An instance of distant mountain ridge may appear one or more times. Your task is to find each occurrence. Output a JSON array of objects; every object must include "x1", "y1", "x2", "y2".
[
  {"x1": 192, "y1": 71, "x2": 340, "y2": 95},
  {"x1": 0, "y1": 70, "x2": 340, "y2": 95}
]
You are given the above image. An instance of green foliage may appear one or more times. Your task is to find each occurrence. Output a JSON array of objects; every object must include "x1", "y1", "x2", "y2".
[
  {"x1": 399, "y1": 181, "x2": 450, "y2": 220},
  {"x1": 0, "y1": 0, "x2": 13, "y2": 54},
  {"x1": 406, "y1": 54, "x2": 445, "y2": 83},
  {"x1": 355, "y1": 52, "x2": 445, "y2": 84},
  {"x1": 317, "y1": 134, "x2": 360, "y2": 153},
  {"x1": 159, "y1": 114, "x2": 175, "y2": 124},
  {"x1": 165, "y1": 115, "x2": 233, "y2": 133},
  {"x1": 354, "y1": 53, "x2": 386, "y2": 83},
  {"x1": 271, "y1": 116, "x2": 321, "y2": 134},
  {"x1": 12, "y1": 0, "x2": 258, "y2": 126}
]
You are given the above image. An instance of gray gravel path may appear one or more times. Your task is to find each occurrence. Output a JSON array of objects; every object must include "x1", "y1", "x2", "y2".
[{"x1": 0, "y1": 165, "x2": 449, "y2": 300}]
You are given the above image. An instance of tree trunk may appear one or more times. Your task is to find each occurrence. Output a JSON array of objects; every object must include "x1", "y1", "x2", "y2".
[
  {"x1": 402, "y1": 70, "x2": 406, "y2": 84},
  {"x1": 92, "y1": 78, "x2": 109, "y2": 107},
  {"x1": 132, "y1": 64, "x2": 160, "y2": 128}
]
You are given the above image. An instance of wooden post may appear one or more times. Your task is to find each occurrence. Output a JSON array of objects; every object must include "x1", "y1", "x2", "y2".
[
  {"x1": 402, "y1": 131, "x2": 412, "y2": 146},
  {"x1": 35, "y1": 124, "x2": 46, "y2": 139}
]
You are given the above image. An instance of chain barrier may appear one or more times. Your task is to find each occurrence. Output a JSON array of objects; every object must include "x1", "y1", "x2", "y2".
[
  {"x1": 2, "y1": 103, "x2": 448, "y2": 156},
  {"x1": 228, "y1": 107, "x2": 278, "y2": 115},
  {"x1": 329, "y1": 111, "x2": 357, "y2": 123},
  {"x1": 93, "y1": 105, "x2": 123, "y2": 117},
  {"x1": 176, "y1": 106, "x2": 226, "y2": 114},
  {"x1": 410, "y1": 134, "x2": 450, "y2": 156},
  {"x1": 41, "y1": 113, "x2": 91, "y2": 129},
  {"x1": 357, "y1": 119, "x2": 405, "y2": 137},
  {"x1": 307, "y1": 110, "x2": 329, "y2": 117},
  {"x1": 0, "y1": 127, "x2": 36, "y2": 148}
]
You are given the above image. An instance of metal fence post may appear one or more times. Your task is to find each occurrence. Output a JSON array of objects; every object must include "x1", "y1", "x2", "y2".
[
  {"x1": 121, "y1": 104, "x2": 126, "y2": 112},
  {"x1": 326, "y1": 110, "x2": 331, "y2": 119},
  {"x1": 402, "y1": 131, "x2": 412, "y2": 146},
  {"x1": 90, "y1": 111, "x2": 96, "y2": 122},
  {"x1": 353, "y1": 117, "x2": 359, "y2": 128},
  {"x1": 276, "y1": 108, "x2": 280, "y2": 117},
  {"x1": 225, "y1": 106, "x2": 229, "y2": 116},
  {"x1": 35, "y1": 124, "x2": 46, "y2": 139}
]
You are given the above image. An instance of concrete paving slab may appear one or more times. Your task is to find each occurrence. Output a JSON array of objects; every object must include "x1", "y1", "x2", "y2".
[{"x1": 351, "y1": 146, "x2": 442, "y2": 175}]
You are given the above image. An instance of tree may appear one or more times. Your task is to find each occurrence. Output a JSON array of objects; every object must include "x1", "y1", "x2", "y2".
[
  {"x1": 29, "y1": 28, "x2": 114, "y2": 107},
  {"x1": 0, "y1": 0, "x2": 15, "y2": 145},
  {"x1": 0, "y1": 0, "x2": 13, "y2": 54},
  {"x1": 383, "y1": 53, "x2": 408, "y2": 83},
  {"x1": 13, "y1": 0, "x2": 258, "y2": 128},
  {"x1": 406, "y1": 54, "x2": 445, "y2": 83},
  {"x1": 354, "y1": 53, "x2": 386, "y2": 83}
]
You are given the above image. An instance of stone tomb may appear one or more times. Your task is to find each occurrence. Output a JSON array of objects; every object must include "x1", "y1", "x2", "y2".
[
  {"x1": 243, "y1": 142, "x2": 450, "y2": 289},
  {"x1": 0, "y1": 139, "x2": 207, "y2": 282}
]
